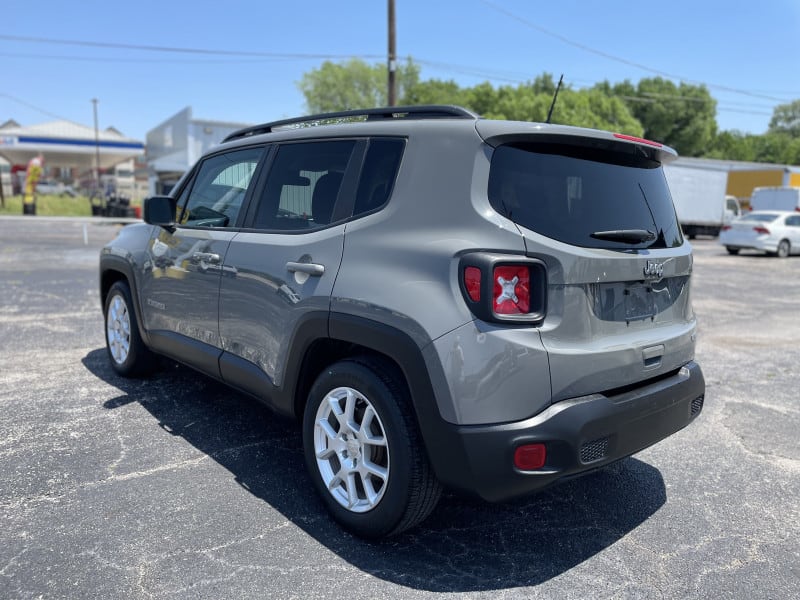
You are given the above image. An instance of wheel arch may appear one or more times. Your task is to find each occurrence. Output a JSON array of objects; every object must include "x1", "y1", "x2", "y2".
[
  {"x1": 99, "y1": 256, "x2": 151, "y2": 345},
  {"x1": 285, "y1": 312, "x2": 457, "y2": 484}
]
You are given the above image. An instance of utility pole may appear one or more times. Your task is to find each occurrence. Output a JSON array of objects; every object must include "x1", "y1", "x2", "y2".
[
  {"x1": 387, "y1": 0, "x2": 396, "y2": 106},
  {"x1": 92, "y1": 98, "x2": 101, "y2": 198}
]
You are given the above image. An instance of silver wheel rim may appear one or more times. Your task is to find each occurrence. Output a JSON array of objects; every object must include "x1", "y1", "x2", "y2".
[
  {"x1": 779, "y1": 241, "x2": 789, "y2": 257},
  {"x1": 106, "y1": 294, "x2": 131, "y2": 365},
  {"x1": 313, "y1": 386, "x2": 390, "y2": 513}
]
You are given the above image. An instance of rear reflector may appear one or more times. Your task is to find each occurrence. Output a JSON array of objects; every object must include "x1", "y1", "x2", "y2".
[
  {"x1": 514, "y1": 444, "x2": 546, "y2": 470},
  {"x1": 613, "y1": 133, "x2": 663, "y2": 147},
  {"x1": 464, "y1": 266, "x2": 482, "y2": 302}
]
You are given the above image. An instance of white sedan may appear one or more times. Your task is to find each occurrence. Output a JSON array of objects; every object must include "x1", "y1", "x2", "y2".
[{"x1": 719, "y1": 211, "x2": 800, "y2": 257}]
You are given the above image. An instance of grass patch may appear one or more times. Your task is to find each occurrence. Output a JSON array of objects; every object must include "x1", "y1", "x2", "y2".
[{"x1": 1, "y1": 194, "x2": 94, "y2": 217}]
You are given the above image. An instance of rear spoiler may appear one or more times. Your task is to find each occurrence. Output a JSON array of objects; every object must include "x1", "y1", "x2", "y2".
[{"x1": 475, "y1": 120, "x2": 679, "y2": 164}]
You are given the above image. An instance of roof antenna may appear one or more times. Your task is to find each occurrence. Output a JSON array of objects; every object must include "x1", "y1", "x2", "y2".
[{"x1": 545, "y1": 74, "x2": 564, "y2": 124}]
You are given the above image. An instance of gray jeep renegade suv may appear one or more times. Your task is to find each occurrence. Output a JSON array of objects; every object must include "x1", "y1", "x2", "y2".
[{"x1": 100, "y1": 105, "x2": 705, "y2": 538}]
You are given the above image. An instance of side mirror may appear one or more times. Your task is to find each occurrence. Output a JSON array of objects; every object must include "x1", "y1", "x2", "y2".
[{"x1": 144, "y1": 196, "x2": 178, "y2": 231}]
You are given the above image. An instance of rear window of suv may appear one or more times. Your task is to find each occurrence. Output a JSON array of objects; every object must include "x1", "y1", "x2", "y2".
[{"x1": 488, "y1": 143, "x2": 683, "y2": 249}]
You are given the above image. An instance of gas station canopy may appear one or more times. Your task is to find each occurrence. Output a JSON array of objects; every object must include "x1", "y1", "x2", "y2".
[{"x1": 0, "y1": 120, "x2": 144, "y2": 169}]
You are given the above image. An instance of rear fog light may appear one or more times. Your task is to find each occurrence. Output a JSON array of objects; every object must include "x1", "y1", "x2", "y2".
[{"x1": 514, "y1": 443, "x2": 546, "y2": 470}]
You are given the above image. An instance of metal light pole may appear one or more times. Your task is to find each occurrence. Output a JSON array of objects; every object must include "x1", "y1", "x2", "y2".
[
  {"x1": 91, "y1": 98, "x2": 101, "y2": 197},
  {"x1": 387, "y1": 0, "x2": 396, "y2": 106}
]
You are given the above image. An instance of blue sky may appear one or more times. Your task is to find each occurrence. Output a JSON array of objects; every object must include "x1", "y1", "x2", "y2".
[{"x1": 1, "y1": 0, "x2": 798, "y2": 141}]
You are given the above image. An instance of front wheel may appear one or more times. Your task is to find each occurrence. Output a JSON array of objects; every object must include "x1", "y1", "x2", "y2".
[
  {"x1": 302, "y1": 358, "x2": 441, "y2": 538},
  {"x1": 104, "y1": 280, "x2": 155, "y2": 376},
  {"x1": 776, "y1": 239, "x2": 790, "y2": 258}
]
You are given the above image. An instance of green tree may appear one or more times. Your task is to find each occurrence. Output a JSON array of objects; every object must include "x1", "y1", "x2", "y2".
[
  {"x1": 298, "y1": 58, "x2": 420, "y2": 113},
  {"x1": 768, "y1": 99, "x2": 800, "y2": 137},
  {"x1": 610, "y1": 77, "x2": 717, "y2": 156},
  {"x1": 705, "y1": 130, "x2": 758, "y2": 161},
  {"x1": 401, "y1": 79, "x2": 466, "y2": 106}
]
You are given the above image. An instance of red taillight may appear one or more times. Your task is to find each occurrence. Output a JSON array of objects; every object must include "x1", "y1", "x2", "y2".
[
  {"x1": 463, "y1": 266, "x2": 481, "y2": 302},
  {"x1": 514, "y1": 443, "x2": 546, "y2": 470},
  {"x1": 459, "y1": 255, "x2": 546, "y2": 323},
  {"x1": 721, "y1": 225, "x2": 732, "y2": 231},
  {"x1": 613, "y1": 133, "x2": 663, "y2": 148},
  {"x1": 493, "y1": 265, "x2": 530, "y2": 314},
  {"x1": 753, "y1": 226, "x2": 770, "y2": 235}
]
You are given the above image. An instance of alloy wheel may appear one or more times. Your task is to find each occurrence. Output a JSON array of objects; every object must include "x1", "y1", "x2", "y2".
[{"x1": 312, "y1": 386, "x2": 390, "y2": 513}]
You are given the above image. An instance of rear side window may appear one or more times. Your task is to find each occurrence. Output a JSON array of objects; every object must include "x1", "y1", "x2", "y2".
[
  {"x1": 253, "y1": 140, "x2": 356, "y2": 230},
  {"x1": 488, "y1": 143, "x2": 683, "y2": 249},
  {"x1": 353, "y1": 138, "x2": 405, "y2": 216}
]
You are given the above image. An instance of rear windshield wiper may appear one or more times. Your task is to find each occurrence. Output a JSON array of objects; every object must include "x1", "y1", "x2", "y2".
[{"x1": 590, "y1": 229, "x2": 656, "y2": 243}]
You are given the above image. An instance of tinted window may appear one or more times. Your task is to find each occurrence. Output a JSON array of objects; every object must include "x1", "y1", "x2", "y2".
[
  {"x1": 785, "y1": 215, "x2": 800, "y2": 227},
  {"x1": 353, "y1": 138, "x2": 405, "y2": 216},
  {"x1": 181, "y1": 147, "x2": 263, "y2": 228},
  {"x1": 254, "y1": 141, "x2": 356, "y2": 230},
  {"x1": 488, "y1": 144, "x2": 683, "y2": 249}
]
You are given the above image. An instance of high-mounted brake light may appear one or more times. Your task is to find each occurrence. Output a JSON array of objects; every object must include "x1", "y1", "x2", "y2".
[
  {"x1": 613, "y1": 133, "x2": 663, "y2": 148},
  {"x1": 753, "y1": 226, "x2": 770, "y2": 235}
]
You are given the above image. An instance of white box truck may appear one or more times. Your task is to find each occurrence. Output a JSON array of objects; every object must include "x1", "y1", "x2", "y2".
[
  {"x1": 750, "y1": 187, "x2": 800, "y2": 212},
  {"x1": 663, "y1": 161, "x2": 741, "y2": 238}
]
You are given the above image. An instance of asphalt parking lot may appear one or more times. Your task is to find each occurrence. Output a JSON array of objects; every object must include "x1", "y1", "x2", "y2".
[{"x1": 1, "y1": 217, "x2": 798, "y2": 599}]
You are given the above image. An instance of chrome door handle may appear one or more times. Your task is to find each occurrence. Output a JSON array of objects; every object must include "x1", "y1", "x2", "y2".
[
  {"x1": 192, "y1": 252, "x2": 221, "y2": 264},
  {"x1": 286, "y1": 261, "x2": 325, "y2": 276}
]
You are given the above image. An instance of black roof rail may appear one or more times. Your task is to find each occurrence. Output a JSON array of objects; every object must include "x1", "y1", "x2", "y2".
[{"x1": 222, "y1": 105, "x2": 479, "y2": 143}]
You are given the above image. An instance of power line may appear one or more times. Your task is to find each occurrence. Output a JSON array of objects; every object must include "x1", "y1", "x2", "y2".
[
  {"x1": 0, "y1": 33, "x2": 383, "y2": 61},
  {"x1": 0, "y1": 92, "x2": 72, "y2": 121},
  {"x1": 2, "y1": 31, "x2": 794, "y2": 108},
  {"x1": 479, "y1": 0, "x2": 787, "y2": 103},
  {"x1": 0, "y1": 51, "x2": 326, "y2": 64}
]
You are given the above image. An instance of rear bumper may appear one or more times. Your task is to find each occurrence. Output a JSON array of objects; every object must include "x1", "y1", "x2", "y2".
[{"x1": 427, "y1": 361, "x2": 705, "y2": 502}]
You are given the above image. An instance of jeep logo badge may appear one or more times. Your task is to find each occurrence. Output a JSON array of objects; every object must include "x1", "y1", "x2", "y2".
[{"x1": 643, "y1": 260, "x2": 664, "y2": 279}]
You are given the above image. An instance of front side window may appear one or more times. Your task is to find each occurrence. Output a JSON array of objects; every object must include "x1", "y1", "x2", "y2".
[
  {"x1": 488, "y1": 143, "x2": 684, "y2": 249},
  {"x1": 180, "y1": 147, "x2": 263, "y2": 228},
  {"x1": 253, "y1": 140, "x2": 356, "y2": 230}
]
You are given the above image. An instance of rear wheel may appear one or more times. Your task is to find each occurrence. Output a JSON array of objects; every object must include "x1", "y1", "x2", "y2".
[
  {"x1": 776, "y1": 239, "x2": 790, "y2": 258},
  {"x1": 725, "y1": 246, "x2": 740, "y2": 255},
  {"x1": 104, "y1": 281, "x2": 155, "y2": 376},
  {"x1": 302, "y1": 357, "x2": 441, "y2": 538}
]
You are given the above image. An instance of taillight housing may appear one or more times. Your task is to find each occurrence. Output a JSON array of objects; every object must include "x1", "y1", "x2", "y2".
[
  {"x1": 721, "y1": 225, "x2": 732, "y2": 231},
  {"x1": 459, "y1": 253, "x2": 547, "y2": 324},
  {"x1": 753, "y1": 226, "x2": 770, "y2": 235}
]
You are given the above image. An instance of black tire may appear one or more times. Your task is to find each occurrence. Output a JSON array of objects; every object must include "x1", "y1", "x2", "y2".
[
  {"x1": 777, "y1": 239, "x2": 790, "y2": 258},
  {"x1": 103, "y1": 280, "x2": 155, "y2": 377},
  {"x1": 726, "y1": 246, "x2": 740, "y2": 255},
  {"x1": 302, "y1": 357, "x2": 441, "y2": 538}
]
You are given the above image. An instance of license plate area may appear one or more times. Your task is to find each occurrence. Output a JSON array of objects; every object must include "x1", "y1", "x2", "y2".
[{"x1": 624, "y1": 284, "x2": 655, "y2": 322}]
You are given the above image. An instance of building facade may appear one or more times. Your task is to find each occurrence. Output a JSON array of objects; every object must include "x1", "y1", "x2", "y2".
[{"x1": 146, "y1": 107, "x2": 251, "y2": 195}]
